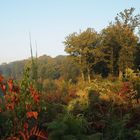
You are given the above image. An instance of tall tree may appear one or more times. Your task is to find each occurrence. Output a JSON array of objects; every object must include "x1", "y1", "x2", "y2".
[
  {"x1": 100, "y1": 23, "x2": 138, "y2": 76},
  {"x1": 64, "y1": 28, "x2": 99, "y2": 82},
  {"x1": 115, "y1": 7, "x2": 140, "y2": 31},
  {"x1": 134, "y1": 43, "x2": 140, "y2": 70},
  {"x1": 97, "y1": 8, "x2": 139, "y2": 76}
]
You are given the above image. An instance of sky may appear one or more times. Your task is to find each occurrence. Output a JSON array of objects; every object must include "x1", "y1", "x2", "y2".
[{"x1": 0, "y1": 0, "x2": 140, "y2": 64}]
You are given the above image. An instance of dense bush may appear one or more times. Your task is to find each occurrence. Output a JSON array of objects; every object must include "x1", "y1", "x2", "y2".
[{"x1": 0, "y1": 68, "x2": 140, "y2": 139}]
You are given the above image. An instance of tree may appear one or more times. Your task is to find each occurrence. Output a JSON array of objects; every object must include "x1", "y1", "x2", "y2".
[
  {"x1": 64, "y1": 28, "x2": 99, "y2": 82},
  {"x1": 100, "y1": 23, "x2": 138, "y2": 76},
  {"x1": 97, "y1": 8, "x2": 139, "y2": 76},
  {"x1": 118, "y1": 25, "x2": 138, "y2": 73},
  {"x1": 134, "y1": 43, "x2": 140, "y2": 70},
  {"x1": 60, "y1": 56, "x2": 80, "y2": 83},
  {"x1": 115, "y1": 7, "x2": 140, "y2": 31}
]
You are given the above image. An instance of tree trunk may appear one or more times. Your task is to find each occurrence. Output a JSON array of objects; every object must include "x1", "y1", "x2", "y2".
[
  {"x1": 87, "y1": 68, "x2": 91, "y2": 83},
  {"x1": 81, "y1": 70, "x2": 85, "y2": 81},
  {"x1": 79, "y1": 55, "x2": 85, "y2": 82},
  {"x1": 119, "y1": 70, "x2": 123, "y2": 80}
]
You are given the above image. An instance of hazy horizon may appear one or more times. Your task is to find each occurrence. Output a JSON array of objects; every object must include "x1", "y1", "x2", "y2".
[{"x1": 0, "y1": 0, "x2": 140, "y2": 64}]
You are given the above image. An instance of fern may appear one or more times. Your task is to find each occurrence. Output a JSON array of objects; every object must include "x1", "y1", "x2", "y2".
[
  {"x1": 48, "y1": 113, "x2": 87, "y2": 140},
  {"x1": 19, "y1": 126, "x2": 48, "y2": 140}
]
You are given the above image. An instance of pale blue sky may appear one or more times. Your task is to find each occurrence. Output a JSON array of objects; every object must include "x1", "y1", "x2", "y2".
[{"x1": 0, "y1": 0, "x2": 140, "y2": 64}]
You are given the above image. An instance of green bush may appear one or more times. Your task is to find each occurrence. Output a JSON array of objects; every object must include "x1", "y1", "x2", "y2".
[{"x1": 48, "y1": 113, "x2": 88, "y2": 140}]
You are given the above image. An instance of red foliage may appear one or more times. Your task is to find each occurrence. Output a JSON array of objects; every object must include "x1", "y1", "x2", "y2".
[
  {"x1": 19, "y1": 125, "x2": 48, "y2": 140},
  {"x1": 0, "y1": 74, "x2": 44, "y2": 138},
  {"x1": 7, "y1": 79, "x2": 20, "y2": 94},
  {"x1": 6, "y1": 103, "x2": 15, "y2": 111},
  {"x1": 23, "y1": 122, "x2": 29, "y2": 130},
  {"x1": 1, "y1": 84, "x2": 6, "y2": 92},
  {"x1": 26, "y1": 111, "x2": 38, "y2": 119},
  {"x1": 30, "y1": 86, "x2": 40, "y2": 104},
  {"x1": 7, "y1": 79, "x2": 14, "y2": 92},
  {"x1": 117, "y1": 82, "x2": 134, "y2": 99},
  {"x1": 0, "y1": 75, "x2": 4, "y2": 82},
  {"x1": 0, "y1": 107, "x2": 2, "y2": 112}
]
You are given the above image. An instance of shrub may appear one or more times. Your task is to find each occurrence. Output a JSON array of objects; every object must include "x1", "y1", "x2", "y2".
[{"x1": 48, "y1": 113, "x2": 90, "y2": 140}]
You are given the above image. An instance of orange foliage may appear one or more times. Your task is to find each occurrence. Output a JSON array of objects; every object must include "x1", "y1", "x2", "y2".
[
  {"x1": 30, "y1": 86, "x2": 40, "y2": 103},
  {"x1": 0, "y1": 75, "x2": 4, "y2": 82},
  {"x1": 26, "y1": 111, "x2": 38, "y2": 119},
  {"x1": 25, "y1": 103, "x2": 32, "y2": 111},
  {"x1": 0, "y1": 74, "x2": 49, "y2": 140},
  {"x1": 6, "y1": 103, "x2": 15, "y2": 110},
  {"x1": 23, "y1": 122, "x2": 29, "y2": 130},
  {"x1": 19, "y1": 125, "x2": 48, "y2": 140},
  {"x1": 7, "y1": 79, "x2": 14, "y2": 92}
]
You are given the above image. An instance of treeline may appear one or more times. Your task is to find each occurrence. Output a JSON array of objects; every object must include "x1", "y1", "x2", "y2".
[
  {"x1": 0, "y1": 55, "x2": 79, "y2": 82},
  {"x1": 1, "y1": 8, "x2": 140, "y2": 84},
  {"x1": 64, "y1": 8, "x2": 140, "y2": 82},
  {"x1": 0, "y1": 60, "x2": 27, "y2": 79}
]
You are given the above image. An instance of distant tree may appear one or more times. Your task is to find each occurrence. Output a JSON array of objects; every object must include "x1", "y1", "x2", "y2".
[
  {"x1": 0, "y1": 63, "x2": 11, "y2": 78},
  {"x1": 60, "y1": 56, "x2": 79, "y2": 83}
]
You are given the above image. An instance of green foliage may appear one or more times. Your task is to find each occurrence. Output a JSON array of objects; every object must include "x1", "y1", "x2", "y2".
[
  {"x1": 87, "y1": 133, "x2": 102, "y2": 140},
  {"x1": 134, "y1": 44, "x2": 140, "y2": 70},
  {"x1": 104, "y1": 114, "x2": 130, "y2": 140},
  {"x1": 100, "y1": 23, "x2": 137, "y2": 76},
  {"x1": 64, "y1": 28, "x2": 99, "y2": 82},
  {"x1": 133, "y1": 123, "x2": 140, "y2": 140},
  {"x1": 48, "y1": 113, "x2": 90, "y2": 140},
  {"x1": 123, "y1": 68, "x2": 137, "y2": 81}
]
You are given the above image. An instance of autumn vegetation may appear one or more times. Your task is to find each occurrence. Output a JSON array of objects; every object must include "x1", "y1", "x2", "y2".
[{"x1": 0, "y1": 8, "x2": 140, "y2": 140}]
